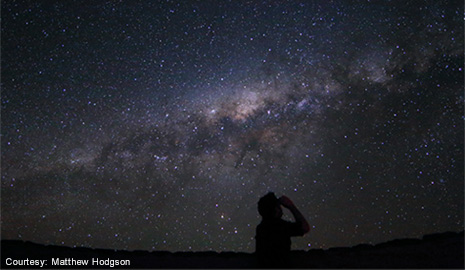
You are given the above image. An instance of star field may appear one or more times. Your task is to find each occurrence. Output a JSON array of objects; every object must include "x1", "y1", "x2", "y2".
[{"x1": 1, "y1": 1, "x2": 463, "y2": 252}]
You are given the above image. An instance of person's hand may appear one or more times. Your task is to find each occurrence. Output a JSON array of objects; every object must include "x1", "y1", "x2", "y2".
[{"x1": 279, "y1": 196, "x2": 295, "y2": 209}]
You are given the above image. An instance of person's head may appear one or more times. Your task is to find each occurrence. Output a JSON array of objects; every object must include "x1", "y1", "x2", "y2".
[{"x1": 258, "y1": 192, "x2": 283, "y2": 219}]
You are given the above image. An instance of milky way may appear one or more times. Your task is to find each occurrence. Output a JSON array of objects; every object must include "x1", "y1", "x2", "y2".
[{"x1": 1, "y1": 1, "x2": 463, "y2": 252}]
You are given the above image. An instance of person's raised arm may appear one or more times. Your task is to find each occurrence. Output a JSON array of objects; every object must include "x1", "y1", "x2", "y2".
[{"x1": 279, "y1": 196, "x2": 310, "y2": 234}]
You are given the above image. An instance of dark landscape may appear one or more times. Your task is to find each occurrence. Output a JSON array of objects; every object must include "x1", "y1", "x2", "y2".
[{"x1": 2, "y1": 231, "x2": 463, "y2": 268}]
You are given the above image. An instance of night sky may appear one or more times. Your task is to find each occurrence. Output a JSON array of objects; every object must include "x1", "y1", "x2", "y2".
[{"x1": 1, "y1": 1, "x2": 463, "y2": 253}]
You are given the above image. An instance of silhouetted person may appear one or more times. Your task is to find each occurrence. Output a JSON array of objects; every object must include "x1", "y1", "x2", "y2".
[{"x1": 255, "y1": 192, "x2": 310, "y2": 268}]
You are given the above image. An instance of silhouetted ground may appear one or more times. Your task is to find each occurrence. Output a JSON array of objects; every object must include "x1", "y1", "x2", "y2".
[{"x1": 2, "y1": 231, "x2": 463, "y2": 268}]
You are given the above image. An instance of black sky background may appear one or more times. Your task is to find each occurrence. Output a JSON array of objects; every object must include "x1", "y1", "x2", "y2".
[{"x1": 1, "y1": 0, "x2": 463, "y2": 252}]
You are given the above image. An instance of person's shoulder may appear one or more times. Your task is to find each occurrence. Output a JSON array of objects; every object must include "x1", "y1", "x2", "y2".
[{"x1": 256, "y1": 220, "x2": 268, "y2": 230}]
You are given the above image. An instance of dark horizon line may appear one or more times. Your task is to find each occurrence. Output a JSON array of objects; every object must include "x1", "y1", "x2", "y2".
[{"x1": 2, "y1": 230, "x2": 463, "y2": 254}]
